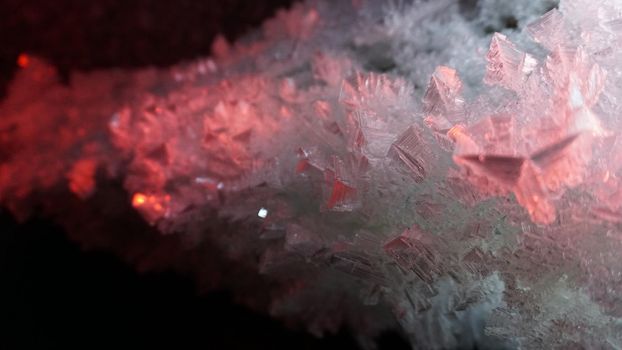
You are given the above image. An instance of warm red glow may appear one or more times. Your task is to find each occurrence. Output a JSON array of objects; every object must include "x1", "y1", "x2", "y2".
[
  {"x1": 67, "y1": 159, "x2": 97, "y2": 199},
  {"x1": 447, "y1": 125, "x2": 466, "y2": 142},
  {"x1": 326, "y1": 180, "x2": 356, "y2": 210},
  {"x1": 131, "y1": 192, "x2": 170, "y2": 223},
  {"x1": 132, "y1": 193, "x2": 148, "y2": 207},
  {"x1": 17, "y1": 53, "x2": 30, "y2": 68}
]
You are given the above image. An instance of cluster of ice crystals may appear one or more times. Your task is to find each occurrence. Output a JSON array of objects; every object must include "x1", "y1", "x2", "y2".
[{"x1": 6, "y1": 0, "x2": 622, "y2": 348}]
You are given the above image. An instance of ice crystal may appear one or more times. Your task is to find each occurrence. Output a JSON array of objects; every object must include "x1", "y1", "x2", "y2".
[{"x1": 6, "y1": 0, "x2": 622, "y2": 348}]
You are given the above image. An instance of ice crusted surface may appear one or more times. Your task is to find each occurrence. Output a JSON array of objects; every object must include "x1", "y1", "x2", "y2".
[{"x1": 5, "y1": 0, "x2": 622, "y2": 348}]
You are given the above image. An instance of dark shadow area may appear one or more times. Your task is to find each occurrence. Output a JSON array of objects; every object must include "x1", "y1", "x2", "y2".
[
  {"x1": 0, "y1": 0, "x2": 295, "y2": 94},
  {"x1": 1, "y1": 210, "x2": 373, "y2": 349}
]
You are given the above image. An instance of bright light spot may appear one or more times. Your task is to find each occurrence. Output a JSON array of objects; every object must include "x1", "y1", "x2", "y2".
[
  {"x1": 569, "y1": 78, "x2": 584, "y2": 109},
  {"x1": 258, "y1": 207, "x2": 268, "y2": 218},
  {"x1": 132, "y1": 193, "x2": 147, "y2": 207},
  {"x1": 17, "y1": 53, "x2": 30, "y2": 68},
  {"x1": 447, "y1": 125, "x2": 466, "y2": 142}
]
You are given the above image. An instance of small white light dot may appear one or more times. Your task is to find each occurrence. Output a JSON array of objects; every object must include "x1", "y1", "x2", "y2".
[{"x1": 258, "y1": 207, "x2": 268, "y2": 219}]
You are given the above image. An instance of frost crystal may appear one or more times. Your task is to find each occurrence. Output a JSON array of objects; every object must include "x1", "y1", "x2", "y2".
[
  {"x1": 485, "y1": 34, "x2": 535, "y2": 89},
  {"x1": 5, "y1": 0, "x2": 622, "y2": 348}
]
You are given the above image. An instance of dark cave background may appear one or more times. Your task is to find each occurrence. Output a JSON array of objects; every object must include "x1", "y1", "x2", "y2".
[{"x1": 0, "y1": 1, "x2": 412, "y2": 349}]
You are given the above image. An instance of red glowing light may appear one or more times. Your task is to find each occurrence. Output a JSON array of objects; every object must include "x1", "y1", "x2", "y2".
[
  {"x1": 132, "y1": 193, "x2": 148, "y2": 207},
  {"x1": 67, "y1": 159, "x2": 97, "y2": 199},
  {"x1": 17, "y1": 53, "x2": 30, "y2": 68},
  {"x1": 326, "y1": 180, "x2": 356, "y2": 210}
]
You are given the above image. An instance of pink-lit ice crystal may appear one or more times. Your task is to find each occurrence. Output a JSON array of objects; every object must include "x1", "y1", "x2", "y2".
[{"x1": 5, "y1": 0, "x2": 622, "y2": 348}]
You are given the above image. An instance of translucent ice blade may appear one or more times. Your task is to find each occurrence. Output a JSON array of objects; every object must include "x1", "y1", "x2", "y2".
[
  {"x1": 455, "y1": 154, "x2": 525, "y2": 187},
  {"x1": 388, "y1": 126, "x2": 430, "y2": 183},
  {"x1": 454, "y1": 115, "x2": 517, "y2": 156},
  {"x1": 530, "y1": 132, "x2": 593, "y2": 193},
  {"x1": 484, "y1": 33, "x2": 537, "y2": 91},
  {"x1": 530, "y1": 133, "x2": 580, "y2": 169},
  {"x1": 322, "y1": 156, "x2": 362, "y2": 212},
  {"x1": 383, "y1": 225, "x2": 441, "y2": 283},
  {"x1": 325, "y1": 179, "x2": 358, "y2": 211},
  {"x1": 514, "y1": 161, "x2": 556, "y2": 224},
  {"x1": 526, "y1": 8, "x2": 569, "y2": 51},
  {"x1": 423, "y1": 66, "x2": 463, "y2": 118}
]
